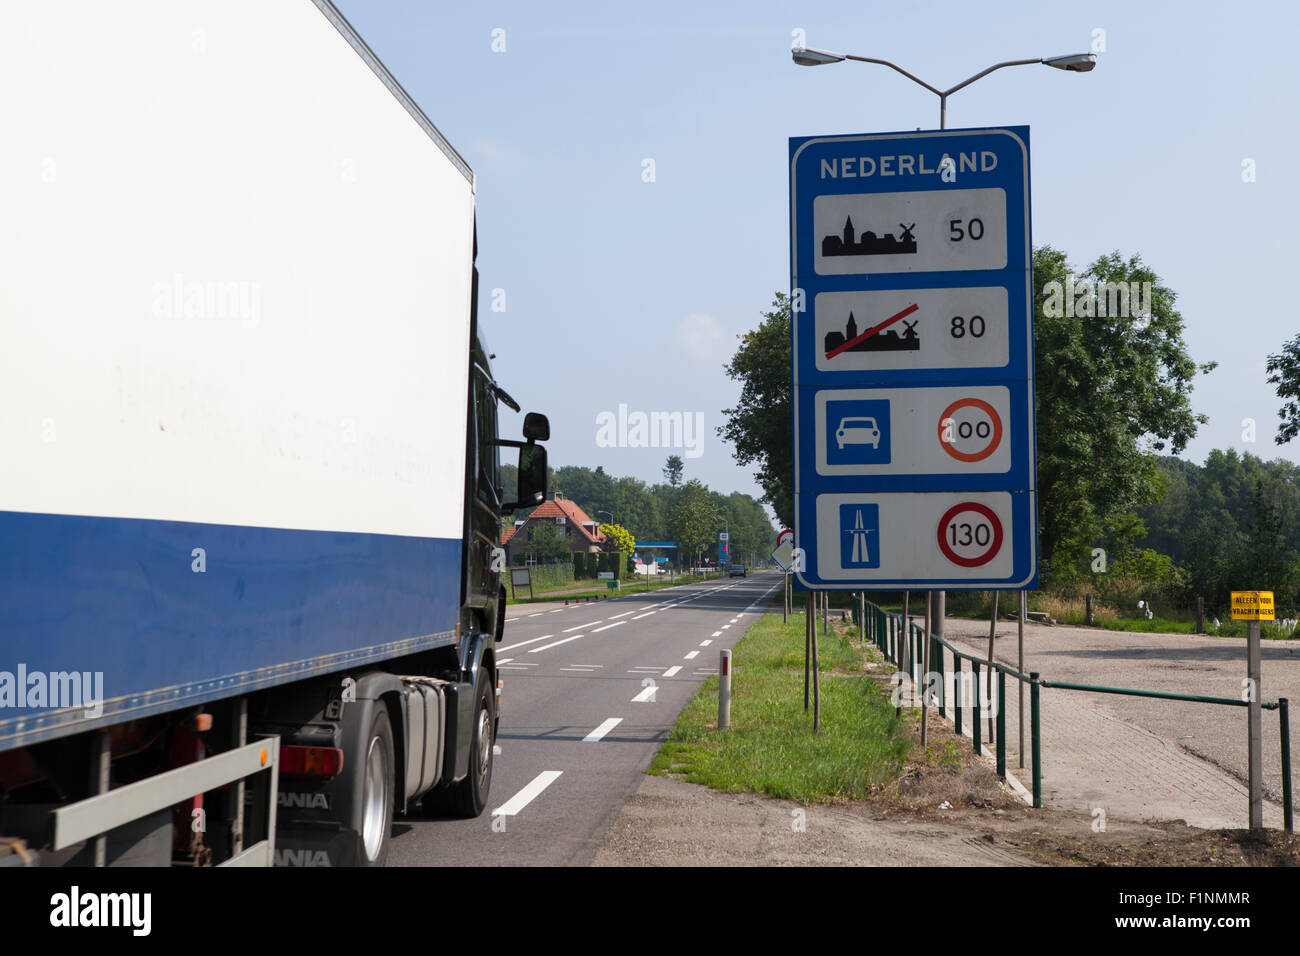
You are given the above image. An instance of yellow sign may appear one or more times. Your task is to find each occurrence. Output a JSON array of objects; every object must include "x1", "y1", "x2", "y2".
[{"x1": 1230, "y1": 591, "x2": 1275, "y2": 621}]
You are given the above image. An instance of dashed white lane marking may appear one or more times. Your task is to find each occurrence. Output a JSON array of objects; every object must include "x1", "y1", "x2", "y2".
[
  {"x1": 711, "y1": 631, "x2": 723, "y2": 637},
  {"x1": 561, "y1": 665, "x2": 603, "y2": 673},
  {"x1": 493, "y1": 770, "x2": 562, "y2": 817},
  {"x1": 498, "y1": 634, "x2": 555, "y2": 652},
  {"x1": 583, "y1": 718, "x2": 623, "y2": 742},
  {"x1": 498, "y1": 662, "x2": 538, "y2": 669},
  {"x1": 684, "y1": 651, "x2": 699, "y2": 660},
  {"x1": 529, "y1": 634, "x2": 584, "y2": 653},
  {"x1": 498, "y1": 658, "x2": 514, "y2": 664},
  {"x1": 662, "y1": 665, "x2": 682, "y2": 678},
  {"x1": 529, "y1": 613, "x2": 543, "y2": 617},
  {"x1": 609, "y1": 610, "x2": 636, "y2": 619},
  {"x1": 631, "y1": 684, "x2": 657, "y2": 702},
  {"x1": 721, "y1": 625, "x2": 731, "y2": 629},
  {"x1": 700, "y1": 640, "x2": 712, "y2": 646},
  {"x1": 593, "y1": 621, "x2": 625, "y2": 633},
  {"x1": 629, "y1": 665, "x2": 665, "y2": 671},
  {"x1": 632, "y1": 612, "x2": 656, "y2": 620},
  {"x1": 549, "y1": 608, "x2": 564, "y2": 613},
  {"x1": 564, "y1": 620, "x2": 600, "y2": 633}
]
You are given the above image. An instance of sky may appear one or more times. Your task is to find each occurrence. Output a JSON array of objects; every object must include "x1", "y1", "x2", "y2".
[{"x1": 336, "y1": 0, "x2": 1300, "y2": 505}]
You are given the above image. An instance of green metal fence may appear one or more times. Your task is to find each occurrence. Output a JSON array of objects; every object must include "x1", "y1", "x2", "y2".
[{"x1": 860, "y1": 600, "x2": 1293, "y2": 831}]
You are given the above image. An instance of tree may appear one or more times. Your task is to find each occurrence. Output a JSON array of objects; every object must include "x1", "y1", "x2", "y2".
[
  {"x1": 520, "y1": 520, "x2": 570, "y2": 563},
  {"x1": 599, "y1": 522, "x2": 635, "y2": 557},
  {"x1": 663, "y1": 455, "x2": 684, "y2": 487},
  {"x1": 719, "y1": 293, "x2": 793, "y2": 527},
  {"x1": 669, "y1": 480, "x2": 720, "y2": 567},
  {"x1": 1266, "y1": 334, "x2": 1300, "y2": 445},
  {"x1": 1033, "y1": 247, "x2": 1213, "y2": 580}
]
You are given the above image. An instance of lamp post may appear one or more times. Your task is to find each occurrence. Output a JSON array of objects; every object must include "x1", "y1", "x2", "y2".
[{"x1": 791, "y1": 47, "x2": 1095, "y2": 130}]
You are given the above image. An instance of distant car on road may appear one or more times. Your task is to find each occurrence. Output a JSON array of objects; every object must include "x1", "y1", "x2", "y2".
[
  {"x1": 729, "y1": 564, "x2": 747, "y2": 577},
  {"x1": 835, "y1": 416, "x2": 881, "y2": 450}
]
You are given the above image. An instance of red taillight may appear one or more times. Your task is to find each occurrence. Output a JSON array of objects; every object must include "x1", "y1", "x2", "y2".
[{"x1": 280, "y1": 745, "x2": 344, "y2": 777}]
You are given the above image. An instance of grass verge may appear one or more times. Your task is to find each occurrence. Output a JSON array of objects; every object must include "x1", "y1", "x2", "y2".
[{"x1": 648, "y1": 612, "x2": 910, "y2": 802}]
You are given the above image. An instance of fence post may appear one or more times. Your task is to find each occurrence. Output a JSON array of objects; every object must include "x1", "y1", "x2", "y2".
[
  {"x1": 997, "y1": 669, "x2": 1006, "y2": 778},
  {"x1": 1030, "y1": 672, "x2": 1042, "y2": 809},
  {"x1": 954, "y1": 656, "x2": 963, "y2": 736},
  {"x1": 972, "y1": 661, "x2": 982, "y2": 754},
  {"x1": 1085, "y1": 593, "x2": 1093, "y2": 627},
  {"x1": 1196, "y1": 596, "x2": 1204, "y2": 635},
  {"x1": 936, "y1": 635, "x2": 946, "y2": 719},
  {"x1": 1282, "y1": 697, "x2": 1293, "y2": 835}
]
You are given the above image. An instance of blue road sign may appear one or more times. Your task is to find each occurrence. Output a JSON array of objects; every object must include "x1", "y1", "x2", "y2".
[{"x1": 790, "y1": 127, "x2": 1038, "y2": 590}]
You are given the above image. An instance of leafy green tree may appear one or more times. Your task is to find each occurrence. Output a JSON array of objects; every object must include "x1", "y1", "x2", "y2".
[
  {"x1": 670, "y1": 479, "x2": 720, "y2": 567},
  {"x1": 521, "y1": 520, "x2": 570, "y2": 563},
  {"x1": 1033, "y1": 247, "x2": 1213, "y2": 580},
  {"x1": 719, "y1": 293, "x2": 794, "y2": 528},
  {"x1": 1266, "y1": 334, "x2": 1300, "y2": 445},
  {"x1": 663, "y1": 455, "x2": 684, "y2": 487},
  {"x1": 599, "y1": 522, "x2": 635, "y2": 557}
]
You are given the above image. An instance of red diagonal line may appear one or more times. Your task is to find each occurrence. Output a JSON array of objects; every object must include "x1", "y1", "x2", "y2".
[{"x1": 825, "y1": 302, "x2": 919, "y2": 360}]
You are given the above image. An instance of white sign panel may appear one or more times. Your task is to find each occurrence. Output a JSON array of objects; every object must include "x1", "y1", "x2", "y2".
[
  {"x1": 813, "y1": 385, "x2": 1012, "y2": 476},
  {"x1": 813, "y1": 187, "x2": 1008, "y2": 275},
  {"x1": 813, "y1": 287, "x2": 1009, "y2": 374},
  {"x1": 814, "y1": 491, "x2": 1015, "y2": 582}
]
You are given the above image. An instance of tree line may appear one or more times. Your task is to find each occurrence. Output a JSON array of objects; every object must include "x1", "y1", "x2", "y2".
[{"x1": 501, "y1": 456, "x2": 776, "y2": 569}]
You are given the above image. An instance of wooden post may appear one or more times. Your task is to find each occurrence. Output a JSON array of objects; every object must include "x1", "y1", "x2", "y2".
[
  {"x1": 1196, "y1": 596, "x2": 1204, "y2": 634},
  {"x1": 921, "y1": 591, "x2": 932, "y2": 746},
  {"x1": 1085, "y1": 592, "x2": 1093, "y2": 626},
  {"x1": 812, "y1": 594, "x2": 821, "y2": 732},
  {"x1": 804, "y1": 592, "x2": 812, "y2": 712}
]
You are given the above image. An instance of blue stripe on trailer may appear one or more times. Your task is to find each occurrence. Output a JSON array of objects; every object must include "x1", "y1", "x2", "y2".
[{"x1": 0, "y1": 511, "x2": 462, "y2": 749}]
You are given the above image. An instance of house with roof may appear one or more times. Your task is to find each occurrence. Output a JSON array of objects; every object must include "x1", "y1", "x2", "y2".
[{"x1": 502, "y1": 491, "x2": 613, "y2": 564}]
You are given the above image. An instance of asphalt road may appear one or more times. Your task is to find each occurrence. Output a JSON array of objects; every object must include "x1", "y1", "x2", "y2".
[{"x1": 387, "y1": 571, "x2": 782, "y2": 866}]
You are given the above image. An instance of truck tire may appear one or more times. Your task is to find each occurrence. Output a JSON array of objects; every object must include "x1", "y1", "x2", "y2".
[
  {"x1": 422, "y1": 671, "x2": 494, "y2": 818},
  {"x1": 357, "y1": 707, "x2": 395, "y2": 866}
]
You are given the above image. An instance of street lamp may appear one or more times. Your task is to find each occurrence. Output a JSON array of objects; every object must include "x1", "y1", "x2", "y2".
[{"x1": 791, "y1": 46, "x2": 1096, "y2": 129}]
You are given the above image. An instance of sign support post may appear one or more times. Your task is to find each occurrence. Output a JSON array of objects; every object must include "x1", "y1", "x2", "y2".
[{"x1": 1231, "y1": 589, "x2": 1274, "y2": 830}]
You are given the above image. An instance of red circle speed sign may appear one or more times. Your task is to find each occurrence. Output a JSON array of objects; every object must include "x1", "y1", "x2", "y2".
[
  {"x1": 937, "y1": 502, "x2": 1004, "y2": 568},
  {"x1": 937, "y1": 398, "x2": 1003, "y2": 463}
]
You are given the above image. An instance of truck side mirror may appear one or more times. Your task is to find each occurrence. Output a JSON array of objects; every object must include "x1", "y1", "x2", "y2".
[
  {"x1": 503, "y1": 443, "x2": 547, "y2": 512},
  {"x1": 523, "y1": 412, "x2": 550, "y2": 442}
]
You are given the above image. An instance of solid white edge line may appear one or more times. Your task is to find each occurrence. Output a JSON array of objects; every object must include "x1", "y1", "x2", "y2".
[
  {"x1": 529, "y1": 634, "x2": 583, "y2": 653},
  {"x1": 583, "y1": 717, "x2": 623, "y2": 742},
  {"x1": 492, "y1": 770, "x2": 563, "y2": 816}
]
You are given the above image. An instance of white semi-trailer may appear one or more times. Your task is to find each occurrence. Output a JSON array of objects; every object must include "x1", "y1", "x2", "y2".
[{"x1": 0, "y1": 0, "x2": 547, "y2": 866}]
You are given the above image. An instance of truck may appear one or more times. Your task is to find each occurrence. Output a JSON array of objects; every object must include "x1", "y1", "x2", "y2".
[{"x1": 0, "y1": 0, "x2": 547, "y2": 867}]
